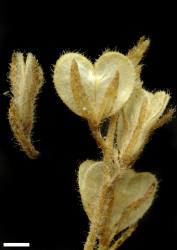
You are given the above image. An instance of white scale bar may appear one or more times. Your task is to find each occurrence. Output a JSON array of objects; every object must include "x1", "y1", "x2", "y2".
[{"x1": 3, "y1": 243, "x2": 30, "y2": 247}]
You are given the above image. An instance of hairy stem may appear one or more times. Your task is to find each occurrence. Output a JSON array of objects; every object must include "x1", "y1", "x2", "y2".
[
  {"x1": 110, "y1": 224, "x2": 137, "y2": 250},
  {"x1": 84, "y1": 115, "x2": 121, "y2": 250},
  {"x1": 84, "y1": 180, "x2": 114, "y2": 250},
  {"x1": 88, "y1": 121, "x2": 106, "y2": 152}
]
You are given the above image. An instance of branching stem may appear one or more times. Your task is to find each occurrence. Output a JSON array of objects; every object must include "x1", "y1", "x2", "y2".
[{"x1": 85, "y1": 115, "x2": 122, "y2": 250}]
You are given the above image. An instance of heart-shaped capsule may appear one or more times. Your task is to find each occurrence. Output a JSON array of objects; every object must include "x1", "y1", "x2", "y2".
[
  {"x1": 54, "y1": 52, "x2": 136, "y2": 124},
  {"x1": 78, "y1": 160, "x2": 157, "y2": 240}
]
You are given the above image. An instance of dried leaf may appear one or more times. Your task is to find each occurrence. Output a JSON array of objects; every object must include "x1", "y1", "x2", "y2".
[
  {"x1": 8, "y1": 52, "x2": 44, "y2": 159},
  {"x1": 97, "y1": 70, "x2": 119, "y2": 122},
  {"x1": 54, "y1": 53, "x2": 94, "y2": 117},
  {"x1": 127, "y1": 36, "x2": 150, "y2": 86},
  {"x1": 127, "y1": 36, "x2": 150, "y2": 66},
  {"x1": 94, "y1": 52, "x2": 135, "y2": 117},
  {"x1": 70, "y1": 59, "x2": 94, "y2": 121}
]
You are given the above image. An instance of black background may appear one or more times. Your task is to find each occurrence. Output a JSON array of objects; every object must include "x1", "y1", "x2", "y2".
[{"x1": 0, "y1": 1, "x2": 177, "y2": 249}]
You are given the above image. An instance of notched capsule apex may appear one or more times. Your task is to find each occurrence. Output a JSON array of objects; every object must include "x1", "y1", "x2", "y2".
[{"x1": 53, "y1": 51, "x2": 136, "y2": 124}]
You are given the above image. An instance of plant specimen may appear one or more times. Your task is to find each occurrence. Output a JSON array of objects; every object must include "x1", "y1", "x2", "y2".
[
  {"x1": 53, "y1": 37, "x2": 173, "y2": 250},
  {"x1": 6, "y1": 37, "x2": 173, "y2": 249},
  {"x1": 8, "y1": 52, "x2": 44, "y2": 159}
]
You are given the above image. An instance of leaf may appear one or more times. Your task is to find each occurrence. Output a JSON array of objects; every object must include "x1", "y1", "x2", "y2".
[
  {"x1": 70, "y1": 59, "x2": 94, "y2": 121},
  {"x1": 8, "y1": 52, "x2": 44, "y2": 159}
]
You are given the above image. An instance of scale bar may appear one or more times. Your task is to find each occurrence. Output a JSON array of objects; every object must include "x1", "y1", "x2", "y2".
[{"x1": 3, "y1": 243, "x2": 30, "y2": 247}]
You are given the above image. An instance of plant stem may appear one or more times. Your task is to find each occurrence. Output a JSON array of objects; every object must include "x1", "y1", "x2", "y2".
[
  {"x1": 109, "y1": 224, "x2": 137, "y2": 250},
  {"x1": 88, "y1": 121, "x2": 106, "y2": 152},
  {"x1": 84, "y1": 115, "x2": 120, "y2": 250},
  {"x1": 84, "y1": 179, "x2": 114, "y2": 250}
]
